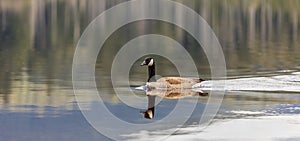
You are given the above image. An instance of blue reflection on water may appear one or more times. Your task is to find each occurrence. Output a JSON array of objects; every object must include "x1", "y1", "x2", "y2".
[
  {"x1": 0, "y1": 104, "x2": 112, "y2": 141},
  {"x1": 272, "y1": 104, "x2": 300, "y2": 115}
]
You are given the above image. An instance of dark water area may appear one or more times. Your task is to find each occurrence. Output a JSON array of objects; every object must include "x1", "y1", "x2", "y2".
[{"x1": 1, "y1": 0, "x2": 300, "y2": 141}]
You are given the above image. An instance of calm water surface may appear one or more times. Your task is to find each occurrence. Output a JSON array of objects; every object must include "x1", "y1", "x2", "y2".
[{"x1": 1, "y1": 0, "x2": 300, "y2": 141}]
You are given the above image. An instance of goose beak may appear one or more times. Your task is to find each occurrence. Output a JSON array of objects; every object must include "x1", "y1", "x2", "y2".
[
  {"x1": 140, "y1": 61, "x2": 147, "y2": 66},
  {"x1": 140, "y1": 111, "x2": 146, "y2": 115},
  {"x1": 140, "y1": 111, "x2": 147, "y2": 118}
]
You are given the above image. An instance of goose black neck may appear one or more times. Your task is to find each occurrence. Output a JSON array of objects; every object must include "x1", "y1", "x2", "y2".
[{"x1": 147, "y1": 64, "x2": 155, "y2": 82}]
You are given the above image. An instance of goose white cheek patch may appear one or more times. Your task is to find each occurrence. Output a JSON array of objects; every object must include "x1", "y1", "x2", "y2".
[{"x1": 148, "y1": 59, "x2": 154, "y2": 66}]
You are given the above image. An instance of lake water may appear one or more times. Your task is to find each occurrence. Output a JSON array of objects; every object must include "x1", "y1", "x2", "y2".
[{"x1": 1, "y1": 0, "x2": 300, "y2": 141}]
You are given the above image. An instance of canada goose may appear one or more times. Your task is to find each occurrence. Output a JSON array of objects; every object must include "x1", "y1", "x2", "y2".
[
  {"x1": 139, "y1": 57, "x2": 207, "y2": 119},
  {"x1": 140, "y1": 57, "x2": 205, "y2": 90}
]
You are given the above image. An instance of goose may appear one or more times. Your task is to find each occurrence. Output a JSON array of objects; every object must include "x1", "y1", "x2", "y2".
[
  {"x1": 139, "y1": 57, "x2": 206, "y2": 119},
  {"x1": 140, "y1": 57, "x2": 205, "y2": 90}
]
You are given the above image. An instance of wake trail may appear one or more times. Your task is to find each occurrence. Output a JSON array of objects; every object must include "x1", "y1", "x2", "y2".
[{"x1": 193, "y1": 72, "x2": 300, "y2": 93}]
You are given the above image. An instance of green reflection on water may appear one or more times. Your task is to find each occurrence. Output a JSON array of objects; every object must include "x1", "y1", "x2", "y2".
[{"x1": 0, "y1": 0, "x2": 300, "y2": 114}]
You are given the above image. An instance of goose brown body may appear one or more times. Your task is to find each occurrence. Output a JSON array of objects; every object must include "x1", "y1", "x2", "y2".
[{"x1": 147, "y1": 77, "x2": 203, "y2": 90}]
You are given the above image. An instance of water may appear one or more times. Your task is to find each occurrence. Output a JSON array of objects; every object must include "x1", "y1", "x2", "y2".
[{"x1": 1, "y1": 0, "x2": 300, "y2": 141}]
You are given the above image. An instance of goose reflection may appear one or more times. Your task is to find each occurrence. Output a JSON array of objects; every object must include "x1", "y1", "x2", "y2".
[
  {"x1": 140, "y1": 95, "x2": 155, "y2": 119},
  {"x1": 140, "y1": 89, "x2": 208, "y2": 119},
  {"x1": 146, "y1": 89, "x2": 208, "y2": 99}
]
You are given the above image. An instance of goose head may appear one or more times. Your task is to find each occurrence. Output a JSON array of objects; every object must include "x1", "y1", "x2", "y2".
[
  {"x1": 141, "y1": 57, "x2": 156, "y2": 82},
  {"x1": 140, "y1": 57, "x2": 154, "y2": 66}
]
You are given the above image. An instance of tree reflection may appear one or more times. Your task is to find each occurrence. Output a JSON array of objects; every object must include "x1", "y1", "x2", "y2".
[{"x1": 0, "y1": 0, "x2": 300, "y2": 113}]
